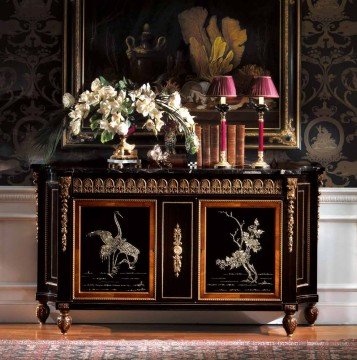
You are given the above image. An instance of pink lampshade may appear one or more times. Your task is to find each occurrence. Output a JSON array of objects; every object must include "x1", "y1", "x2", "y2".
[
  {"x1": 207, "y1": 76, "x2": 237, "y2": 97},
  {"x1": 249, "y1": 76, "x2": 279, "y2": 98}
]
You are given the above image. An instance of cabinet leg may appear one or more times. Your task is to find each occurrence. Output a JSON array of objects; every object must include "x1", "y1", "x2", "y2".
[
  {"x1": 305, "y1": 303, "x2": 319, "y2": 326},
  {"x1": 283, "y1": 304, "x2": 297, "y2": 337},
  {"x1": 36, "y1": 301, "x2": 50, "y2": 324},
  {"x1": 57, "y1": 303, "x2": 72, "y2": 335}
]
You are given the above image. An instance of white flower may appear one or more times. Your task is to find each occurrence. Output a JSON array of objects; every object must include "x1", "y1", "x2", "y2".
[
  {"x1": 192, "y1": 133, "x2": 200, "y2": 148},
  {"x1": 91, "y1": 78, "x2": 102, "y2": 92},
  {"x1": 110, "y1": 115, "x2": 129, "y2": 135},
  {"x1": 128, "y1": 88, "x2": 142, "y2": 102},
  {"x1": 143, "y1": 119, "x2": 156, "y2": 132},
  {"x1": 111, "y1": 112, "x2": 125, "y2": 124},
  {"x1": 68, "y1": 109, "x2": 81, "y2": 120},
  {"x1": 87, "y1": 92, "x2": 101, "y2": 106},
  {"x1": 69, "y1": 119, "x2": 81, "y2": 135},
  {"x1": 62, "y1": 93, "x2": 75, "y2": 108},
  {"x1": 74, "y1": 103, "x2": 90, "y2": 119},
  {"x1": 115, "y1": 122, "x2": 129, "y2": 136},
  {"x1": 178, "y1": 107, "x2": 195, "y2": 125},
  {"x1": 149, "y1": 107, "x2": 163, "y2": 122},
  {"x1": 168, "y1": 91, "x2": 181, "y2": 109},
  {"x1": 155, "y1": 118, "x2": 165, "y2": 132},
  {"x1": 99, "y1": 118, "x2": 111, "y2": 132},
  {"x1": 79, "y1": 90, "x2": 91, "y2": 103},
  {"x1": 139, "y1": 83, "x2": 156, "y2": 100},
  {"x1": 68, "y1": 102, "x2": 89, "y2": 121},
  {"x1": 99, "y1": 85, "x2": 117, "y2": 100},
  {"x1": 136, "y1": 97, "x2": 156, "y2": 117},
  {"x1": 109, "y1": 91, "x2": 126, "y2": 114},
  {"x1": 98, "y1": 100, "x2": 111, "y2": 119},
  {"x1": 108, "y1": 113, "x2": 129, "y2": 135},
  {"x1": 117, "y1": 90, "x2": 126, "y2": 102}
]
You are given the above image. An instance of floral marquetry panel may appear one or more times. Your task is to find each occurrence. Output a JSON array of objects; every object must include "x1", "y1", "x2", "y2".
[
  {"x1": 199, "y1": 200, "x2": 282, "y2": 301},
  {"x1": 73, "y1": 199, "x2": 156, "y2": 300}
]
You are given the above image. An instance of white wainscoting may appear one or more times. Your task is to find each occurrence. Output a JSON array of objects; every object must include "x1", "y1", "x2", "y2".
[{"x1": 0, "y1": 186, "x2": 356, "y2": 324}]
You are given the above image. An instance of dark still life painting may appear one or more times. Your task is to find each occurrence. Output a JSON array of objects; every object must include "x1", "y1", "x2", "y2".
[
  {"x1": 199, "y1": 200, "x2": 282, "y2": 301},
  {"x1": 65, "y1": 0, "x2": 304, "y2": 150},
  {"x1": 81, "y1": 0, "x2": 279, "y2": 115},
  {"x1": 73, "y1": 200, "x2": 156, "y2": 300}
]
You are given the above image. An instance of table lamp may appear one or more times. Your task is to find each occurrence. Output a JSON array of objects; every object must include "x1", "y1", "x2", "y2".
[
  {"x1": 248, "y1": 76, "x2": 279, "y2": 169},
  {"x1": 207, "y1": 76, "x2": 237, "y2": 168}
]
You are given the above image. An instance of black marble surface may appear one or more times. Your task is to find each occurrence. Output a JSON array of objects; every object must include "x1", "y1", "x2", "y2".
[{"x1": 32, "y1": 163, "x2": 324, "y2": 178}]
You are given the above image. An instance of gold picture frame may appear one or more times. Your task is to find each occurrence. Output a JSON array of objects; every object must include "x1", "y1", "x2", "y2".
[{"x1": 62, "y1": 0, "x2": 301, "y2": 150}]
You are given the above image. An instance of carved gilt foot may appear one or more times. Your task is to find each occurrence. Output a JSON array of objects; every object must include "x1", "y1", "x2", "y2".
[
  {"x1": 283, "y1": 304, "x2": 297, "y2": 336},
  {"x1": 36, "y1": 302, "x2": 50, "y2": 324},
  {"x1": 305, "y1": 303, "x2": 319, "y2": 326},
  {"x1": 57, "y1": 303, "x2": 72, "y2": 335}
]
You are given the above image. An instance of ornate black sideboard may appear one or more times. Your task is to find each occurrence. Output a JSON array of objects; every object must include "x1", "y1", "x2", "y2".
[{"x1": 32, "y1": 165, "x2": 323, "y2": 335}]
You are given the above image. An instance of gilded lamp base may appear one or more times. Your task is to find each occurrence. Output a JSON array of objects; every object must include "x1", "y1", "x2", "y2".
[
  {"x1": 251, "y1": 151, "x2": 270, "y2": 169},
  {"x1": 214, "y1": 151, "x2": 232, "y2": 169}
]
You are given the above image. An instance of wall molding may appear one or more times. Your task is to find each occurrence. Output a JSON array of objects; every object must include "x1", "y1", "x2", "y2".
[
  {"x1": 0, "y1": 186, "x2": 36, "y2": 202},
  {"x1": 0, "y1": 282, "x2": 36, "y2": 289},
  {"x1": 320, "y1": 188, "x2": 357, "y2": 203},
  {"x1": 319, "y1": 215, "x2": 357, "y2": 222},
  {"x1": 0, "y1": 213, "x2": 36, "y2": 221},
  {"x1": 318, "y1": 284, "x2": 357, "y2": 292},
  {"x1": 1, "y1": 186, "x2": 355, "y2": 203}
]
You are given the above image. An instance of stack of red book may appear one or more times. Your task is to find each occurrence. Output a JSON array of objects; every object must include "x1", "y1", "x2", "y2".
[{"x1": 195, "y1": 124, "x2": 245, "y2": 168}]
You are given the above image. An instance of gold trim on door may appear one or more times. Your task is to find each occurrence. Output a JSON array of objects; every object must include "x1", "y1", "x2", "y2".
[
  {"x1": 73, "y1": 199, "x2": 156, "y2": 300},
  {"x1": 198, "y1": 200, "x2": 282, "y2": 301}
]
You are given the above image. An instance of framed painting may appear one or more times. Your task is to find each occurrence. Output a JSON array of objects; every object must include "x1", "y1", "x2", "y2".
[
  {"x1": 73, "y1": 199, "x2": 156, "y2": 300},
  {"x1": 198, "y1": 200, "x2": 282, "y2": 301},
  {"x1": 63, "y1": 0, "x2": 300, "y2": 149}
]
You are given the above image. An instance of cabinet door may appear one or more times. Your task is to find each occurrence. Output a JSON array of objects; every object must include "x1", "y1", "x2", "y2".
[
  {"x1": 161, "y1": 202, "x2": 193, "y2": 300},
  {"x1": 198, "y1": 199, "x2": 282, "y2": 301},
  {"x1": 72, "y1": 199, "x2": 156, "y2": 301}
]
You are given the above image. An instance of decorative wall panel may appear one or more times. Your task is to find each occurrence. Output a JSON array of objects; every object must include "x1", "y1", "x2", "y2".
[{"x1": 0, "y1": 0, "x2": 356, "y2": 186}]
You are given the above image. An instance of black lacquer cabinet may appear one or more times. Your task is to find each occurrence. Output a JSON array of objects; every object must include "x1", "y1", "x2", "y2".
[{"x1": 32, "y1": 165, "x2": 323, "y2": 335}]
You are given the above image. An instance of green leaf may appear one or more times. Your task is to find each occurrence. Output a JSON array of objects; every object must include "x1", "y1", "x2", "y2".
[
  {"x1": 101, "y1": 130, "x2": 114, "y2": 143},
  {"x1": 99, "y1": 76, "x2": 109, "y2": 86},
  {"x1": 118, "y1": 80, "x2": 126, "y2": 90},
  {"x1": 89, "y1": 119, "x2": 100, "y2": 131}
]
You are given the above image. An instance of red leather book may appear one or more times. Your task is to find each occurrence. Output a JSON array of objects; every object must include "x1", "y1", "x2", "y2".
[
  {"x1": 236, "y1": 125, "x2": 245, "y2": 168},
  {"x1": 210, "y1": 124, "x2": 220, "y2": 167},
  {"x1": 201, "y1": 124, "x2": 211, "y2": 168},
  {"x1": 227, "y1": 124, "x2": 236, "y2": 167}
]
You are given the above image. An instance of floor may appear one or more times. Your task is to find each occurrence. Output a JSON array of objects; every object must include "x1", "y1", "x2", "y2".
[{"x1": 0, "y1": 324, "x2": 356, "y2": 342}]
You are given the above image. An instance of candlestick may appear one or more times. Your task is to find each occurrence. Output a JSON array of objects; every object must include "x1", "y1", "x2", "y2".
[
  {"x1": 248, "y1": 76, "x2": 279, "y2": 169},
  {"x1": 206, "y1": 76, "x2": 236, "y2": 169},
  {"x1": 220, "y1": 116, "x2": 227, "y2": 152},
  {"x1": 258, "y1": 111, "x2": 264, "y2": 152}
]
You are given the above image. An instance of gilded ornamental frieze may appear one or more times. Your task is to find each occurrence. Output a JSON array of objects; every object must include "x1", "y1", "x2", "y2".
[{"x1": 72, "y1": 177, "x2": 282, "y2": 195}]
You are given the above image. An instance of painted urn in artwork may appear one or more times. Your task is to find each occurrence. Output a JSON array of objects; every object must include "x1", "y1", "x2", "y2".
[{"x1": 126, "y1": 24, "x2": 167, "y2": 84}]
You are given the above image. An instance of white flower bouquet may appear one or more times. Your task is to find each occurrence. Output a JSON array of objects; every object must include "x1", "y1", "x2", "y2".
[{"x1": 62, "y1": 77, "x2": 199, "y2": 155}]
